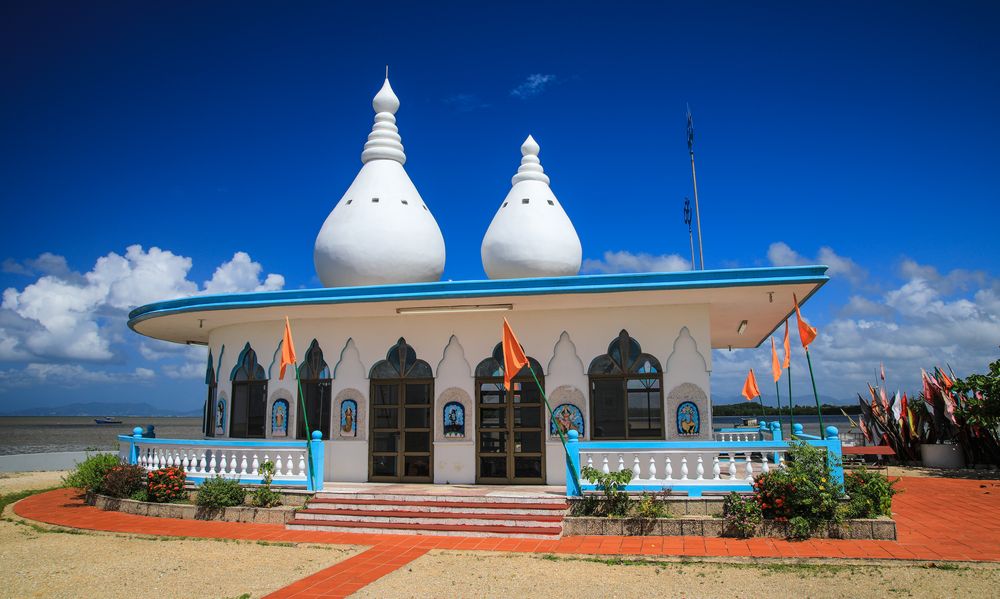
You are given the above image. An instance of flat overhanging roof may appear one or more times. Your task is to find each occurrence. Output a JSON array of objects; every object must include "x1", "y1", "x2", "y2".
[{"x1": 128, "y1": 266, "x2": 828, "y2": 348}]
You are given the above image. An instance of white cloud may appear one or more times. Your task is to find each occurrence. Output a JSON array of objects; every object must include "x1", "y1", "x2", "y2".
[
  {"x1": 582, "y1": 251, "x2": 690, "y2": 274},
  {"x1": 510, "y1": 74, "x2": 556, "y2": 99},
  {"x1": 0, "y1": 363, "x2": 158, "y2": 388},
  {"x1": 0, "y1": 246, "x2": 283, "y2": 365},
  {"x1": 768, "y1": 242, "x2": 866, "y2": 285}
]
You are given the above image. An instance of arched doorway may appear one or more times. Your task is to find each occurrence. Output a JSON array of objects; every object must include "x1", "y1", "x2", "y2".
[
  {"x1": 230, "y1": 343, "x2": 267, "y2": 439},
  {"x1": 369, "y1": 338, "x2": 434, "y2": 482},
  {"x1": 296, "y1": 340, "x2": 332, "y2": 440},
  {"x1": 588, "y1": 330, "x2": 664, "y2": 440},
  {"x1": 474, "y1": 343, "x2": 545, "y2": 484}
]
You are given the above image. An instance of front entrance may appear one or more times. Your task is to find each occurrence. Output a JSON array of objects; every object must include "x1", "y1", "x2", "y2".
[
  {"x1": 368, "y1": 338, "x2": 434, "y2": 483},
  {"x1": 475, "y1": 343, "x2": 546, "y2": 484}
]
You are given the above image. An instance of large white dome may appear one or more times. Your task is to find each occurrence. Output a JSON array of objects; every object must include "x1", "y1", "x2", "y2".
[
  {"x1": 481, "y1": 135, "x2": 582, "y2": 279},
  {"x1": 313, "y1": 78, "x2": 446, "y2": 287}
]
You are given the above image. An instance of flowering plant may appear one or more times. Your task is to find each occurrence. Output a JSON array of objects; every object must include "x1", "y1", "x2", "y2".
[
  {"x1": 147, "y1": 466, "x2": 187, "y2": 503},
  {"x1": 752, "y1": 441, "x2": 843, "y2": 537}
]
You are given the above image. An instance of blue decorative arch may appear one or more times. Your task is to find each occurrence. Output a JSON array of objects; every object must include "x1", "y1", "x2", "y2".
[
  {"x1": 230, "y1": 343, "x2": 266, "y2": 381},
  {"x1": 677, "y1": 401, "x2": 699, "y2": 436},
  {"x1": 271, "y1": 399, "x2": 289, "y2": 436}
]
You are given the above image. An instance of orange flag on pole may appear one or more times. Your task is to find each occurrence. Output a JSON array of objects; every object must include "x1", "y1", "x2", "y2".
[
  {"x1": 741, "y1": 369, "x2": 761, "y2": 401},
  {"x1": 782, "y1": 320, "x2": 791, "y2": 368},
  {"x1": 501, "y1": 318, "x2": 529, "y2": 392},
  {"x1": 770, "y1": 338, "x2": 782, "y2": 383},
  {"x1": 279, "y1": 317, "x2": 297, "y2": 380},
  {"x1": 793, "y1": 294, "x2": 818, "y2": 349}
]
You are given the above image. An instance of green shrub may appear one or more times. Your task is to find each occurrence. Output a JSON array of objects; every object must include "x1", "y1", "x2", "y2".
[
  {"x1": 788, "y1": 516, "x2": 812, "y2": 539},
  {"x1": 580, "y1": 466, "x2": 633, "y2": 517},
  {"x1": 130, "y1": 488, "x2": 149, "y2": 502},
  {"x1": 195, "y1": 476, "x2": 246, "y2": 508},
  {"x1": 63, "y1": 453, "x2": 121, "y2": 492},
  {"x1": 250, "y1": 461, "x2": 282, "y2": 508},
  {"x1": 843, "y1": 466, "x2": 898, "y2": 518},
  {"x1": 633, "y1": 492, "x2": 668, "y2": 519},
  {"x1": 752, "y1": 442, "x2": 843, "y2": 538},
  {"x1": 99, "y1": 464, "x2": 146, "y2": 498},
  {"x1": 723, "y1": 492, "x2": 762, "y2": 538},
  {"x1": 147, "y1": 466, "x2": 187, "y2": 503}
]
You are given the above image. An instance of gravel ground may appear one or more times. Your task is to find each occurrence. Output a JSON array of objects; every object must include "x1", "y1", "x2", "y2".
[
  {"x1": 0, "y1": 471, "x2": 361, "y2": 599},
  {"x1": 357, "y1": 551, "x2": 1000, "y2": 598}
]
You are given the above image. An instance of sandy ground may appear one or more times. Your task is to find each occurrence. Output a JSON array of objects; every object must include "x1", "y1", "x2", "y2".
[
  {"x1": 0, "y1": 471, "x2": 361, "y2": 599},
  {"x1": 358, "y1": 551, "x2": 1000, "y2": 598},
  {"x1": 0, "y1": 470, "x2": 69, "y2": 494}
]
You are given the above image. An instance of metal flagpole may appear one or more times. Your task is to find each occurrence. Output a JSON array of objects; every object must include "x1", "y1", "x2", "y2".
[
  {"x1": 522, "y1": 365, "x2": 582, "y2": 496},
  {"x1": 295, "y1": 364, "x2": 315, "y2": 488},
  {"x1": 774, "y1": 380, "x2": 784, "y2": 431},
  {"x1": 805, "y1": 349, "x2": 826, "y2": 433},
  {"x1": 787, "y1": 363, "x2": 795, "y2": 436},
  {"x1": 684, "y1": 197, "x2": 695, "y2": 270},
  {"x1": 687, "y1": 105, "x2": 705, "y2": 270}
]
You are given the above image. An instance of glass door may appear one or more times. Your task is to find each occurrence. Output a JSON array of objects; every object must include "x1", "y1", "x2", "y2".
[
  {"x1": 476, "y1": 380, "x2": 545, "y2": 484},
  {"x1": 370, "y1": 381, "x2": 433, "y2": 482}
]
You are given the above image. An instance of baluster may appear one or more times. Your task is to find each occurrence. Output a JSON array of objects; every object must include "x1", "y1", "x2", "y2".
[
  {"x1": 617, "y1": 454, "x2": 625, "y2": 473},
  {"x1": 776, "y1": 452, "x2": 784, "y2": 468},
  {"x1": 664, "y1": 456, "x2": 673, "y2": 480},
  {"x1": 151, "y1": 449, "x2": 159, "y2": 469},
  {"x1": 251, "y1": 454, "x2": 260, "y2": 476},
  {"x1": 263, "y1": 454, "x2": 270, "y2": 472},
  {"x1": 586, "y1": 454, "x2": 594, "y2": 471},
  {"x1": 696, "y1": 455, "x2": 704, "y2": 480},
  {"x1": 728, "y1": 452, "x2": 737, "y2": 479},
  {"x1": 601, "y1": 454, "x2": 610, "y2": 475},
  {"x1": 297, "y1": 453, "x2": 306, "y2": 476},
  {"x1": 632, "y1": 455, "x2": 641, "y2": 479},
  {"x1": 229, "y1": 453, "x2": 238, "y2": 475},
  {"x1": 239, "y1": 453, "x2": 248, "y2": 475},
  {"x1": 209, "y1": 451, "x2": 218, "y2": 474},
  {"x1": 744, "y1": 452, "x2": 754, "y2": 481},
  {"x1": 681, "y1": 457, "x2": 689, "y2": 480},
  {"x1": 285, "y1": 454, "x2": 294, "y2": 475},
  {"x1": 712, "y1": 456, "x2": 721, "y2": 480},
  {"x1": 181, "y1": 451, "x2": 190, "y2": 473},
  {"x1": 272, "y1": 454, "x2": 283, "y2": 476},
  {"x1": 647, "y1": 456, "x2": 657, "y2": 481},
  {"x1": 761, "y1": 453, "x2": 770, "y2": 473},
  {"x1": 198, "y1": 451, "x2": 206, "y2": 474}
]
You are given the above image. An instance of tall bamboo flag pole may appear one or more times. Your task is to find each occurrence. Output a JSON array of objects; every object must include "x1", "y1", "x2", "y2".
[
  {"x1": 793, "y1": 294, "x2": 825, "y2": 432},
  {"x1": 502, "y1": 318, "x2": 582, "y2": 495},
  {"x1": 782, "y1": 320, "x2": 795, "y2": 435},
  {"x1": 770, "y1": 337, "x2": 785, "y2": 430},
  {"x1": 279, "y1": 318, "x2": 315, "y2": 489},
  {"x1": 686, "y1": 105, "x2": 705, "y2": 270}
]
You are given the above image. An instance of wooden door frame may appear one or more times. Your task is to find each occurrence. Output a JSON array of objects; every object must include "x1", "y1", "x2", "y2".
[
  {"x1": 368, "y1": 379, "x2": 434, "y2": 483},
  {"x1": 474, "y1": 377, "x2": 546, "y2": 485}
]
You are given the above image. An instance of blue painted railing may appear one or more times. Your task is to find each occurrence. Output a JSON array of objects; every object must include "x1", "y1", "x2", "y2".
[
  {"x1": 119, "y1": 428, "x2": 324, "y2": 491},
  {"x1": 565, "y1": 424, "x2": 842, "y2": 498}
]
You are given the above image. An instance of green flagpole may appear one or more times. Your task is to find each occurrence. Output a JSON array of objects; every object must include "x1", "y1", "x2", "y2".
[
  {"x1": 805, "y1": 349, "x2": 825, "y2": 433},
  {"x1": 787, "y1": 363, "x2": 795, "y2": 437},
  {"x1": 774, "y1": 380, "x2": 784, "y2": 432},
  {"x1": 294, "y1": 363, "x2": 316, "y2": 490},
  {"x1": 523, "y1": 364, "x2": 582, "y2": 496}
]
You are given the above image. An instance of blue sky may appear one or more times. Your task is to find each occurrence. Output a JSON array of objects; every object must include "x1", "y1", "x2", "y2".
[{"x1": 1, "y1": 1, "x2": 998, "y2": 411}]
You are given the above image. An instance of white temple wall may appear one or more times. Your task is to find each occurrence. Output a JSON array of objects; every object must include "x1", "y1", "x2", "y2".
[{"x1": 205, "y1": 302, "x2": 712, "y2": 483}]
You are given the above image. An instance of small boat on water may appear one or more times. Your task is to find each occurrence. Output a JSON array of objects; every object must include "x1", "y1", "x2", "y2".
[{"x1": 94, "y1": 417, "x2": 123, "y2": 425}]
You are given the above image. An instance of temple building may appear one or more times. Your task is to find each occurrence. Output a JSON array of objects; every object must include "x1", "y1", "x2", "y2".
[{"x1": 128, "y1": 76, "x2": 828, "y2": 486}]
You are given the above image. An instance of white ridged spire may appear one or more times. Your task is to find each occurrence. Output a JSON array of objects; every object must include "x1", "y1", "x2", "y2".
[
  {"x1": 360, "y1": 77, "x2": 405, "y2": 165},
  {"x1": 511, "y1": 135, "x2": 550, "y2": 185},
  {"x1": 481, "y1": 135, "x2": 582, "y2": 279}
]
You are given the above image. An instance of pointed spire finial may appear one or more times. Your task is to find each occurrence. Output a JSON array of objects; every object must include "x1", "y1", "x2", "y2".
[
  {"x1": 362, "y1": 75, "x2": 405, "y2": 164},
  {"x1": 511, "y1": 134, "x2": 550, "y2": 185}
]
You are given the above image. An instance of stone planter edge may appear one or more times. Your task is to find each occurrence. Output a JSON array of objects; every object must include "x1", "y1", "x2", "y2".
[
  {"x1": 562, "y1": 516, "x2": 896, "y2": 540},
  {"x1": 87, "y1": 493, "x2": 297, "y2": 525}
]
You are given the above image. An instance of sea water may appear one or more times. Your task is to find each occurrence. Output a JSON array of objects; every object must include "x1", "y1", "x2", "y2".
[{"x1": 0, "y1": 417, "x2": 202, "y2": 455}]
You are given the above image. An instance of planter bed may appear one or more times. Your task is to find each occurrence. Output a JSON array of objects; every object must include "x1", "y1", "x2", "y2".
[
  {"x1": 86, "y1": 492, "x2": 300, "y2": 525},
  {"x1": 562, "y1": 515, "x2": 896, "y2": 540}
]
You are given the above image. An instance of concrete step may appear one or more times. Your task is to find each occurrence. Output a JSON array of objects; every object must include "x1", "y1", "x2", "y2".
[
  {"x1": 296, "y1": 507, "x2": 563, "y2": 528},
  {"x1": 286, "y1": 517, "x2": 561, "y2": 539},
  {"x1": 313, "y1": 491, "x2": 566, "y2": 506},
  {"x1": 306, "y1": 497, "x2": 567, "y2": 515}
]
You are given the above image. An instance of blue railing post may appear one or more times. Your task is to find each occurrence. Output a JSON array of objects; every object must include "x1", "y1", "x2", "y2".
[
  {"x1": 791, "y1": 423, "x2": 804, "y2": 439},
  {"x1": 758, "y1": 420, "x2": 768, "y2": 440},
  {"x1": 770, "y1": 420, "x2": 782, "y2": 442},
  {"x1": 825, "y1": 426, "x2": 844, "y2": 487},
  {"x1": 308, "y1": 431, "x2": 324, "y2": 492},
  {"x1": 129, "y1": 427, "x2": 142, "y2": 464},
  {"x1": 565, "y1": 430, "x2": 581, "y2": 497}
]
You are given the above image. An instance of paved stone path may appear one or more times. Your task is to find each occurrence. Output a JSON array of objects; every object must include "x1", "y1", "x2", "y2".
[{"x1": 13, "y1": 477, "x2": 1000, "y2": 598}]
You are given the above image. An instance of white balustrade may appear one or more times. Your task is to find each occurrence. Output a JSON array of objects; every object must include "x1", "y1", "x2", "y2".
[{"x1": 131, "y1": 440, "x2": 311, "y2": 485}]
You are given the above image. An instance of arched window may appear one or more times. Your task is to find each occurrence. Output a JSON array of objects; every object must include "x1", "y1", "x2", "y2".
[
  {"x1": 230, "y1": 343, "x2": 267, "y2": 438},
  {"x1": 588, "y1": 330, "x2": 663, "y2": 440},
  {"x1": 474, "y1": 343, "x2": 545, "y2": 483},
  {"x1": 203, "y1": 350, "x2": 217, "y2": 437},
  {"x1": 296, "y1": 340, "x2": 332, "y2": 440},
  {"x1": 368, "y1": 338, "x2": 433, "y2": 482}
]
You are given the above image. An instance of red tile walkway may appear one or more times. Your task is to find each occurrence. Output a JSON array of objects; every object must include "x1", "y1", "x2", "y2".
[{"x1": 12, "y1": 477, "x2": 1000, "y2": 598}]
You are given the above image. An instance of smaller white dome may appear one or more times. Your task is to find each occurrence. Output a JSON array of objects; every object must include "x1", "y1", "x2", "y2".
[{"x1": 481, "y1": 135, "x2": 582, "y2": 279}]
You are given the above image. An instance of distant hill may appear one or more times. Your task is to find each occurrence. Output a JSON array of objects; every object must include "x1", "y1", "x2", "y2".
[
  {"x1": 0, "y1": 402, "x2": 202, "y2": 417},
  {"x1": 712, "y1": 393, "x2": 853, "y2": 407}
]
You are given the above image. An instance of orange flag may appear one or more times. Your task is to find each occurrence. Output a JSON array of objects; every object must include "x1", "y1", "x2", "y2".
[
  {"x1": 279, "y1": 317, "x2": 297, "y2": 380},
  {"x1": 793, "y1": 293, "x2": 818, "y2": 349},
  {"x1": 501, "y1": 318, "x2": 529, "y2": 391},
  {"x1": 782, "y1": 320, "x2": 791, "y2": 369},
  {"x1": 770, "y1": 338, "x2": 782, "y2": 383},
  {"x1": 741, "y1": 369, "x2": 761, "y2": 401}
]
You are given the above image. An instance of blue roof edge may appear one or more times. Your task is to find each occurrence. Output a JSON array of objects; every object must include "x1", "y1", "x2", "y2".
[{"x1": 127, "y1": 265, "x2": 830, "y2": 331}]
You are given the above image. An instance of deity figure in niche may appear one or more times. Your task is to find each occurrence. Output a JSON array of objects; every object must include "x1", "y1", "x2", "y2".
[
  {"x1": 271, "y1": 399, "x2": 289, "y2": 436},
  {"x1": 340, "y1": 399, "x2": 357, "y2": 437},
  {"x1": 550, "y1": 404, "x2": 583, "y2": 436},
  {"x1": 216, "y1": 400, "x2": 226, "y2": 432},
  {"x1": 677, "y1": 401, "x2": 699, "y2": 435},
  {"x1": 443, "y1": 401, "x2": 465, "y2": 438}
]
